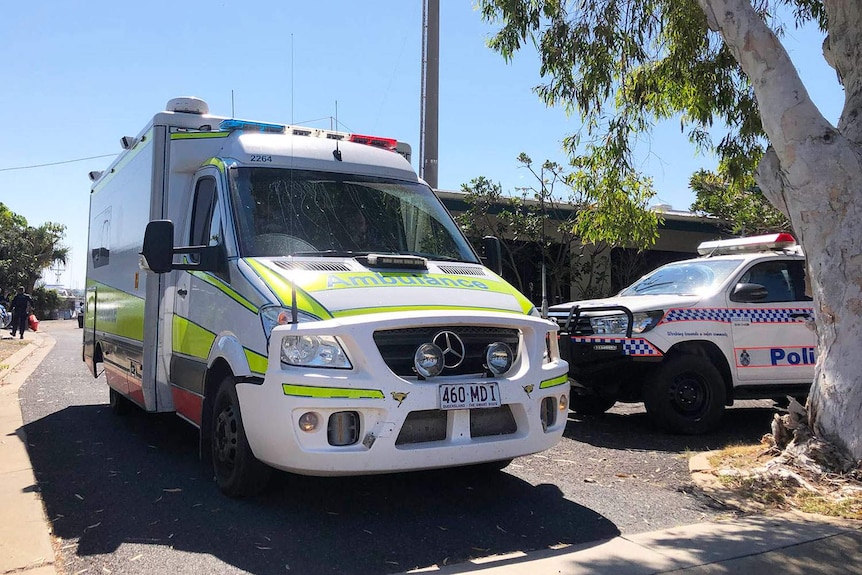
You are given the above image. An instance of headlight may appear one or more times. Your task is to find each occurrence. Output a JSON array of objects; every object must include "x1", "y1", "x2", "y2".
[
  {"x1": 281, "y1": 335, "x2": 352, "y2": 368},
  {"x1": 260, "y1": 306, "x2": 319, "y2": 338},
  {"x1": 485, "y1": 342, "x2": 514, "y2": 376},
  {"x1": 590, "y1": 311, "x2": 664, "y2": 335}
]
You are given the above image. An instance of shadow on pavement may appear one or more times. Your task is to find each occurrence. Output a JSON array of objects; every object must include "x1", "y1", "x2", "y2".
[
  {"x1": 25, "y1": 404, "x2": 619, "y2": 575},
  {"x1": 564, "y1": 402, "x2": 778, "y2": 453}
]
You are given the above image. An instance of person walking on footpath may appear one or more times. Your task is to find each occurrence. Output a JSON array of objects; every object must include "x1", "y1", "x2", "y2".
[{"x1": 9, "y1": 286, "x2": 32, "y2": 340}]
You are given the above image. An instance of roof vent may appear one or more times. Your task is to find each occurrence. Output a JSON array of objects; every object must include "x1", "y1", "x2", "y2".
[
  {"x1": 652, "y1": 203, "x2": 673, "y2": 212},
  {"x1": 166, "y1": 97, "x2": 209, "y2": 115}
]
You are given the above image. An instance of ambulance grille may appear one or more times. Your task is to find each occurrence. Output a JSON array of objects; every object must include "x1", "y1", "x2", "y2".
[
  {"x1": 373, "y1": 327, "x2": 520, "y2": 377},
  {"x1": 395, "y1": 406, "x2": 517, "y2": 446},
  {"x1": 436, "y1": 265, "x2": 488, "y2": 276},
  {"x1": 272, "y1": 260, "x2": 352, "y2": 272}
]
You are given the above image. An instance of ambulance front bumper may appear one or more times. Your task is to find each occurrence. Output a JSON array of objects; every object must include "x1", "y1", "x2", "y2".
[{"x1": 236, "y1": 311, "x2": 569, "y2": 476}]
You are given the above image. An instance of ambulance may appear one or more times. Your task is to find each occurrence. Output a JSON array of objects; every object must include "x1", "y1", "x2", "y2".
[
  {"x1": 547, "y1": 233, "x2": 814, "y2": 434},
  {"x1": 83, "y1": 97, "x2": 569, "y2": 496}
]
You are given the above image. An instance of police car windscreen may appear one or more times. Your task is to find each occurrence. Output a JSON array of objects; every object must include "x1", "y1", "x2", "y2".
[{"x1": 621, "y1": 259, "x2": 743, "y2": 296}]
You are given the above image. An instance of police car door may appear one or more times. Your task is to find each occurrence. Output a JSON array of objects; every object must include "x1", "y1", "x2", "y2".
[{"x1": 729, "y1": 258, "x2": 815, "y2": 384}]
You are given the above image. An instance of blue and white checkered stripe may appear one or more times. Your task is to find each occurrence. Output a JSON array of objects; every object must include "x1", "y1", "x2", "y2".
[
  {"x1": 662, "y1": 307, "x2": 812, "y2": 324},
  {"x1": 571, "y1": 337, "x2": 662, "y2": 357}
]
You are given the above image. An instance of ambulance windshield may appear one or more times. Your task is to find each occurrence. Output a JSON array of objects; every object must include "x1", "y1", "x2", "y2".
[
  {"x1": 621, "y1": 259, "x2": 743, "y2": 296},
  {"x1": 228, "y1": 167, "x2": 479, "y2": 262}
]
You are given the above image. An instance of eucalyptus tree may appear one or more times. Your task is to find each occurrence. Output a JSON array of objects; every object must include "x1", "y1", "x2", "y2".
[{"x1": 480, "y1": 0, "x2": 862, "y2": 465}]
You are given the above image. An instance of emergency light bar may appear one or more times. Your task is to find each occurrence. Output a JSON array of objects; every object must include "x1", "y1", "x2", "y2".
[
  {"x1": 219, "y1": 119, "x2": 286, "y2": 133},
  {"x1": 217, "y1": 120, "x2": 400, "y2": 154},
  {"x1": 697, "y1": 233, "x2": 797, "y2": 255}
]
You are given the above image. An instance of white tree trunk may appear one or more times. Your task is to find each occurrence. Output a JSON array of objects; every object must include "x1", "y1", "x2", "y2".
[{"x1": 698, "y1": 0, "x2": 862, "y2": 462}]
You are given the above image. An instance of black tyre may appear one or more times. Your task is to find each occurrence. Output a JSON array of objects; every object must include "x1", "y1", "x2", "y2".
[
  {"x1": 109, "y1": 387, "x2": 133, "y2": 415},
  {"x1": 643, "y1": 355, "x2": 725, "y2": 434},
  {"x1": 569, "y1": 393, "x2": 617, "y2": 415},
  {"x1": 211, "y1": 376, "x2": 271, "y2": 497}
]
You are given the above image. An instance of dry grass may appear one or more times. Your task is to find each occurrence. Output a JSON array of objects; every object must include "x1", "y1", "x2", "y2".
[
  {"x1": 708, "y1": 441, "x2": 862, "y2": 520},
  {"x1": 0, "y1": 337, "x2": 28, "y2": 368}
]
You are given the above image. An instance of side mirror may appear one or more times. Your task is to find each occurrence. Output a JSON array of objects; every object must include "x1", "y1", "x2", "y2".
[
  {"x1": 732, "y1": 282, "x2": 768, "y2": 303},
  {"x1": 141, "y1": 220, "x2": 175, "y2": 274},
  {"x1": 482, "y1": 236, "x2": 503, "y2": 276}
]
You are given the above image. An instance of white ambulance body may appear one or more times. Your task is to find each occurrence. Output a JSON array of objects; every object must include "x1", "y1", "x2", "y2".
[
  {"x1": 83, "y1": 98, "x2": 569, "y2": 496},
  {"x1": 548, "y1": 233, "x2": 814, "y2": 434}
]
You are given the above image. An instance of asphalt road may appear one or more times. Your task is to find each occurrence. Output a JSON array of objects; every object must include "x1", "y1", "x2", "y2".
[{"x1": 20, "y1": 320, "x2": 777, "y2": 575}]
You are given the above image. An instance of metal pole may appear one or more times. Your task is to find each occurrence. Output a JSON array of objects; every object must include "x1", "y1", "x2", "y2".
[{"x1": 420, "y1": 0, "x2": 439, "y2": 189}]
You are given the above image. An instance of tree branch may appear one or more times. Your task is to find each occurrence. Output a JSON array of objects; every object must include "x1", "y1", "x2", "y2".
[{"x1": 697, "y1": 0, "x2": 833, "y2": 162}]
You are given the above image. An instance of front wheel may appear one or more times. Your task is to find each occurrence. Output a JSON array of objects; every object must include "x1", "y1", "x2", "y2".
[
  {"x1": 569, "y1": 392, "x2": 617, "y2": 415},
  {"x1": 643, "y1": 355, "x2": 725, "y2": 435},
  {"x1": 211, "y1": 376, "x2": 271, "y2": 497}
]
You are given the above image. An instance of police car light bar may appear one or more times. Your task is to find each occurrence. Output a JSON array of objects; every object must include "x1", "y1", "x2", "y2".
[
  {"x1": 697, "y1": 233, "x2": 797, "y2": 255},
  {"x1": 217, "y1": 120, "x2": 401, "y2": 154}
]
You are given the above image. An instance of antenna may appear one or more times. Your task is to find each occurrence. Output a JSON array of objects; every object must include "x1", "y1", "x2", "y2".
[
  {"x1": 332, "y1": 100, "x2": 342, "y2": 161},
  {"x1": 231, "y1": 90, "x2": 235, "y2": 117},
  {"x1": 291, "y1": 33, "x2": 295, "y2": 124}
]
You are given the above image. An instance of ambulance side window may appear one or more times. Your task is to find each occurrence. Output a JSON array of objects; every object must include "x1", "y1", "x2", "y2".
[{"x1": 190, "y1": 177, "x2": 222, "y2": 248}]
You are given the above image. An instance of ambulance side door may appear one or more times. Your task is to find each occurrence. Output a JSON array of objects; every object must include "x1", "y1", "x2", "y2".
[
  {"x1": 171, "y1": 169, "x2": 227, "y2": 420},
  {"x1": 728, "y1": 258, "x2": 815, "y2": 384}
]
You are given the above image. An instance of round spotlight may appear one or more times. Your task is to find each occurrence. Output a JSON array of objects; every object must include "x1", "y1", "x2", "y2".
[
  {"x1": 559, "y1": 394, "x2": 568, "y2": 411},
  {"x1": 485, "y1": 342, "x2": 514, "y2": 376},
  {"x1": 298, "y1": 412, "x2": 319, "y2": 432},
  {"x1": 414, "y1": 343, "x2": 444, "y2": 378}
]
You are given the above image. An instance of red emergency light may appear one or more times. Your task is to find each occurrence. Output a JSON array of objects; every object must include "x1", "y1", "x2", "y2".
[
  {"x1": 697, "y1": 233, "x2": 797, "y2": 255},
  {"x1": 348, "y1": 134, "x2": 398, "y2": 152}
]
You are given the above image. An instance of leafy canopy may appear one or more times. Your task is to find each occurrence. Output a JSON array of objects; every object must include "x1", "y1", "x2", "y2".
[
  {"x1": 0, "y1": 203, "x2": 68, "y2": 295},
  {"x1": 478, "y1": 0, "x2": 826, "y2": 200}
]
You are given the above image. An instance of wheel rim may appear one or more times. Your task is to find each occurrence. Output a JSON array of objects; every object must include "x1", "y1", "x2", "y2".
[
  {"x1": 668, "y1": 372, "x2": 710, "y2": 417},
  {"x1": 214, "y1": 401, "x2": 239, "y2": 470}
]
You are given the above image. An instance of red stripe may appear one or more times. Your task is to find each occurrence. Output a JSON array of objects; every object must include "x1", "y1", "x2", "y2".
[{"x1": 171, "y1": 386, "x2": 203, "y2": 426}]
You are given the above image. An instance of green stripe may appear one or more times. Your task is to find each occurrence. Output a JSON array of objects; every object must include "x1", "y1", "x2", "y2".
[
  {"x1": 282, "y1": 384, "x2": 384, "y2": 399},
  {"x1": 246, "y1": 259, "x2": 332, "y2": 319},
  {"x1": 190, "y1": 271, "x2": 258, "y2": 313},
  {"x1": 85, "y1": 280, "x2": 145, "y2": 341},
  {"x1": 245, "y1": 348, "x2": 268, "y2": 375},
  {"x1": 171, "y1": 131, "x2": 230, "y2": 140},
  {"x1": 172, "y1": 316, "x2": 216, "y2": 358},
  {"x1": 333, "y1": 305, "x2": 525, "y2": 317},
  {"x1": 540, "y1": 374, "x2": 569, "y2": 389}
]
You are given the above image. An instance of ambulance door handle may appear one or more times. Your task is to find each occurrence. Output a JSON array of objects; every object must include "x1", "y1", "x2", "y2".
[
  {"x1": 177, "y1": 288, "x2": 188, "y2": 298},
  {"x1": 789, "y1": 312, "x2": 810, "y2": 319}
]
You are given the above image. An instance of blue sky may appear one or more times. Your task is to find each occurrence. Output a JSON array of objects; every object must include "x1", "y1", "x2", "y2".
[{"x1": 0, "y1": 1, "x2": 843, "y2": 289}]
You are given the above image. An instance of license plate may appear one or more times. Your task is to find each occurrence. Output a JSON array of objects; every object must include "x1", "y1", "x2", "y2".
[{"x1": 439, "y1": 383, "x2": 501, "y2": 410}]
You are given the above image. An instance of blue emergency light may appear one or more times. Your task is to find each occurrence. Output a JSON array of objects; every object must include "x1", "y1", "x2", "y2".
[{"x1": 219, "y1": 119, "x2": 286, "y2": 134}]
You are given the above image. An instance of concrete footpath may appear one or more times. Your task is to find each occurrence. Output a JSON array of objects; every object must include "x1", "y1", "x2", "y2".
[{"x1": 1, "y1": 324, "x2": 860, "y2": 575}]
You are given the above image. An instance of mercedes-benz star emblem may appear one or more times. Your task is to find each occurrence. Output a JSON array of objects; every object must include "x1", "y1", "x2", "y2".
[{"x1": 432, "y1": 331, "x2": 466, "y2": 369}]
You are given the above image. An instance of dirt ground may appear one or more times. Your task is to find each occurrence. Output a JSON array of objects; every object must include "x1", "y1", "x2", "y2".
[{"x1": 0, "y1": 333, "x2": 31, "y2": 365}]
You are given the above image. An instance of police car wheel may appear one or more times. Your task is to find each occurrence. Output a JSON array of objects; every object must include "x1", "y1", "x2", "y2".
[
  {"x1": 569, "y1": 393, "x2": 617, "y2": 415},
  {"x1": 644, "y1": 355, "x2": 725, "y2": 435},
  {"x1": 211, "y1": 377, "x2": 271, "y2": 497}
]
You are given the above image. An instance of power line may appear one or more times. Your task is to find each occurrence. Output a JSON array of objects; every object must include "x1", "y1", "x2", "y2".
[{"x1": 0, "y1": 153, "x2": 117, "y2": 173}]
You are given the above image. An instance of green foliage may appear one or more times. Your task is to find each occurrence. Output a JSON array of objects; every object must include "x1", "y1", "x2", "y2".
[
  {"x1": 0, "y1": 202, "x2": 69, "y2": 294},
  {"x1": 689, "y1": 169, "x2": 791, "y2": 235},
  {"x1": 478, "y1": 0, "x2": 823, "y2": 204},
  {"x1": 31, "y1": 286, "x2": 62, "y2": 319},
  {"x1": 459, "y1": 154, "x2": 657, "y2": 302}
]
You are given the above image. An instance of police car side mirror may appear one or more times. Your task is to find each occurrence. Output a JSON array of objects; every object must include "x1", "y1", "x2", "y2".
[
  {"x1": 141, "y1": 220, "x2": 175, "y2": 274},
  {"x1": 732, "y1": 282, "x2": 768, "y2": 303},
  {"x1": 482, "y1": 236, "x2": 503, "y2": 276}
]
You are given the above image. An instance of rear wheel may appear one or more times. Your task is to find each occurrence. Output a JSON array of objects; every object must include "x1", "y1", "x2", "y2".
[
  {"x1": 211, "y1": 376, "x2": 271, "y2": 497},
  {"x1": 569, "y1": 393, "x2": 617, "y2": 415},
  {"x1": 644, "y1": 355, "x2": 725, "y2": 435},
  {"x1": 108, "y1": 387, "x2": 132, "y2": 415}
]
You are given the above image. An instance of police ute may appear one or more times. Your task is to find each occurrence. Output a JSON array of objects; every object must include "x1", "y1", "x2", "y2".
[
  {"x1": 83, "y1": 97, "x2": 569, "y2": 497},
  {"x1": 548, "y1": 233, "x2": 814, "y2": 434}
]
